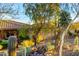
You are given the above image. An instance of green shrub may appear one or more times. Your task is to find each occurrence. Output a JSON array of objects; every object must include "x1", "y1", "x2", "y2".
[
  {"x1": 19, "y1": 35, "x2": 30, "y2": 40},
  {"x1": 0, "y1": 40, "x2": 8, "y2": 49}
]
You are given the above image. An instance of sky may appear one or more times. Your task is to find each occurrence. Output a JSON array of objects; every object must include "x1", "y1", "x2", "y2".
[
  {"x1": 0, "y1": 3, "x2": 79, "y2": 24},
  {"x1": 0, "y1": 3, "x2": 31, "y2": 24},
  {"x1": 60, "y1": 3, "x2": 79, "y2": 23}
]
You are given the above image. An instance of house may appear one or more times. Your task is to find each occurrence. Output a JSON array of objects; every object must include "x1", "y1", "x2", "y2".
[{"x1": 0, "y1": 20, "x2": 25, "y2": 39}]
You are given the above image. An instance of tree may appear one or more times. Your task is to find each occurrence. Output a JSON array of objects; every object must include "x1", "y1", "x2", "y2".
[
  {"x1": 59, "y1": 10, "x2": 71, "y2": 27},
  {"x1": 59, "y1": 3, "x2": 79, "y2": 56},
  {"x1": 23, "y1": 3, "x2": 60, "y2": 46},
  {"x1": 18, "y1": 25, "x2": 31, "y2": 42}
]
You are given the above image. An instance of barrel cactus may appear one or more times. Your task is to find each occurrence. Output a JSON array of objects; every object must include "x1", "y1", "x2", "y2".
[{"x1": 8, "y1": 36, "x2": 17, "y2": 56}]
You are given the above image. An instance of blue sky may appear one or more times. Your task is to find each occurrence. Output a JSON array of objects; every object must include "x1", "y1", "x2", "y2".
[
  {"x1": 11, "y1": 3, "x2": 31, "y2": 24},
  {"x1": 0, "y1": 3, "x2": 78, "y2": 24},
  {"x1": 0, "y1": 3, "x2": 31, "y2": 24}
]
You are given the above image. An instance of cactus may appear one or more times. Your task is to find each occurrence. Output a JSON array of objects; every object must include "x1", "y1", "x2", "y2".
[
  {"x1": 74, "y1": 35, "x2": 79, "y2": 45},
  {"x1": 8, "y1": 36, "x2": 17, "y2": 56}
]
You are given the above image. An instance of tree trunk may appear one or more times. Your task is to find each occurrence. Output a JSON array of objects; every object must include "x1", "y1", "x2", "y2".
[
  {"x1": 55, "y1": 31, "x2": 61, "y2": 53},
  {"x1": 33, "y1": 35, "x2": 37, "y2": 46},
  {"x1": 59, "y1": 14, "x2": 78, "y2": 56},
  {"x1": 33, "y1": 24, "x2": 43, "y2": 46}
]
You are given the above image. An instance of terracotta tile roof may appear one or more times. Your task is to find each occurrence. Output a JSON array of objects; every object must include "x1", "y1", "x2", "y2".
[{"x1": 0, "y1": 20, "x2": 25, "y2": 30}]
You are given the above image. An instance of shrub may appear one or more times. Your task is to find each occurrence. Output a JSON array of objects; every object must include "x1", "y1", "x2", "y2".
[
  {"x1": 18, "y1": 27, "x2": 31, "y2": 42},
  {"x1": 0, "y1": 40, "x2": 8, "y2": 49}
]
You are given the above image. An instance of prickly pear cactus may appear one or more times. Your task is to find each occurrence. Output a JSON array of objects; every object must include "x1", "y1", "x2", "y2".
[{"x1": 8, "y1": 36, "x2": 17, "y2": 56}]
